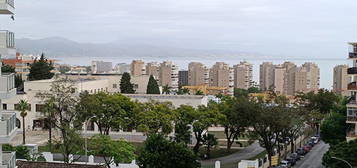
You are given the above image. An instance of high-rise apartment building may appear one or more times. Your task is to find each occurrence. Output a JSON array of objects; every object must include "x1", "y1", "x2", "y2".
[
  {"x1": 159, "y1": 61, "x2": 179, "y2": 91},
  {"x1": 233, "y1": 61, "x2": 253, "y2": 89},
  {"x1": 91, "y1": 61, "x2": 112, "y2": 74},
  {"x1": 273, "y1": 65, "x2": 285, "y2": 94},
  {"x1": 131, "y1": 60, "x2": 145, "y2": 76},
  {"x1": 178, "y1": 70, "x2": 189, "y2": 86},
  {"x1": 294, "y1": 66, "x2": 308, "y2": 93},
  {"x1": 0, "y1": 1, "x2": 17, "y2": 168},
  {"x1": 188, "y1": 62, "x2": 208, "y2": 86},
  {"x1": 302, "y1": 62, "x2": 320, "y2": 92},
  {"x1": 209, "y1": 62, "x2": 231, "y2": 88},
  {"x1": 146, "y1": 62, "x2": 160, "y2": 79},
  {"x1": 346, "y1": 42, "x2": 357, "y2": 141},
  {"x1": 282, "y1": 62, "x2": 297, "y2": 95},
  {"x1": 333, "y1": 65, "x2": 349, "y2": 95},
  {"x1": 259, "y1": 62, "x2": 274, "y2": 91}
]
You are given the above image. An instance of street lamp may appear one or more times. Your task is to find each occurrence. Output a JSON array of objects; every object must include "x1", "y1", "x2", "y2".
[{"x1": 331, "y1": 157, "x2": 352, "y2": 168}]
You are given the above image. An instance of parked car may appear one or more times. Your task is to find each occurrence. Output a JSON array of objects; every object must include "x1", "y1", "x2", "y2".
[
  {"x1": 303, "y1": 145, "x2": 311, "y2": 152},
  {"x1": 280, "y1": 160, "x2": 291, "y2": 168},
  {"x1": 286, "y1": 157, "x2": 296, "y2": 166},
  {"x1": 296, "y1": 148, "x2": 306, "y2": 155},
  {"x1": 290, "y1": 152, "x2": 301, "y2": 161}
]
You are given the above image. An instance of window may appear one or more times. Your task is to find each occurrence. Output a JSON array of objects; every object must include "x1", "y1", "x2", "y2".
[
  {"x1": 3, "y1": 104, "x2": 7, "y2": 110},
  {"x1": 36, "y1": 104, "x2": 46, "y2": 112},
  {"x1": 113, "y1": 84, "x2": 117, "y2": 88}
]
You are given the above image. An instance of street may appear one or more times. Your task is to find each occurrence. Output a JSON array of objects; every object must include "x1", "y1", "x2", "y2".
[{"x1": 294, "y1": 141, "x2": 330, "y2": 168}]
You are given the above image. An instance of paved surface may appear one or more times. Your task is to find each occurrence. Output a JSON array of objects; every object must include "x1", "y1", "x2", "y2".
[
  {"x1": 294, "y1": 142, "x2": 329, "y2": 168},
  {"x1": 200, "y1": 141, "x2": 264, "y2": 167}
]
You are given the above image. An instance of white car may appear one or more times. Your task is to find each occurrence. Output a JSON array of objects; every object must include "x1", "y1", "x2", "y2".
[{"x1": 280, "y1": 160, "x2": 291, "y2": 168}]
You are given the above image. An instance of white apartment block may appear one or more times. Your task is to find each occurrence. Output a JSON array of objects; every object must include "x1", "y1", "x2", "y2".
[
  {"x1": 346, "y1": 43, "x2": 357, "y2": 141},
  {"x1": 114, "y1": 63, "x2": 130, "y2": 74},
  {"x1": 91, "y1": 61, "x2": 112, "y2": 74},
  {"x1": 0, "y1": 1, "x2": 17, "y2": 167}
]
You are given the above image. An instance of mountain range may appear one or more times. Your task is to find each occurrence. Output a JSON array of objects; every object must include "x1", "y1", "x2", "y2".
[{"x1": 15, "y1": 37, "x2": 264, "y2": 60}]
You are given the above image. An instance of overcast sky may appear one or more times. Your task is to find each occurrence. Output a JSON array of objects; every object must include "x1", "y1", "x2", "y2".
[{"x1": 2, "y1": 0, "x2": 357, "y2": 59}]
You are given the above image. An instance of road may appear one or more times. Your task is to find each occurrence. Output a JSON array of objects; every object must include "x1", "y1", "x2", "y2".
[
  {"x1": 200, "y1": 141, "x2": 264, "y2": 167},
  {"x1": 294, "y1": 141, "x2": 329, "y2": 168}
]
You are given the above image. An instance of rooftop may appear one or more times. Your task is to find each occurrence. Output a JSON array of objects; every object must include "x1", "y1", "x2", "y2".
[{"x1": 16, "y1": 161, "x2": 104, "y2": 168}]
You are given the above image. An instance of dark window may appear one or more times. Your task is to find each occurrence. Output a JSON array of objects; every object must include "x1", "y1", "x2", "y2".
[
  {"x1": 36, "y1": 104, "x2": 45, "y2": 112},
  {"x1": 14, "y1": 104, "x2": 31, "y2": 111},
  {"x1": 3, "y1": 104, "x2": 7, "y2": 110}
]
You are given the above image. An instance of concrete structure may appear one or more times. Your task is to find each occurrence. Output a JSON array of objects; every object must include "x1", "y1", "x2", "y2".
[
  {"x1": 273, "y1": 65, "x2": 285, "y2": 94},
  {"x1": 91, "y1": 61, "x2": 112, "y2": 74},
  {"x1": 346, "y1": 42, "x2": 357, "y2": 142},
  {"x1": 0, "y1": 1, "x2": 17, "y2": 167},
  {"x1": 145, "y1": 62, "x2": 159, "y2": 79},
  {"x1": 233, "y1": 61, "x2": 253, "y2": 89},
  {"x1": 259, "y1": 62, "x2": 274, "y2": 91},
  {"x1": 283, "y1": 62, "x2": 297, "y2": 95},
  {"x1": 302, "y1": 62, "x2": 320, "y2": 92},
  {"x1": 188, "y1": 62, "x2": 208, "y2": 86},
  {"x1": 208, "y1": 62, "x2": 233, "y2": 95},
  {"x1": 2, "y1": 53, "x2": 56, "y2": 80},
  {"x1": 0, "y1": 30, "x2": 15, "y2": 59},
  {"x1": 113, "y1": 63, "x2": 130, "y2": 74},
  {"x1": 178, "y1": 70, "x2": 188, "y2": 86},
  {"x1": 159, "y1": 61, "x2": 179, "y2": 91},
  {"x1": 333, "y1": 65, "x2": 349, "y2": 95},
  {"x1": 130, "y1": 60, "x2": 145, "y2": 76},
  {"x1": 294, "y1": 66, "x2": 308, "y2": 93}
]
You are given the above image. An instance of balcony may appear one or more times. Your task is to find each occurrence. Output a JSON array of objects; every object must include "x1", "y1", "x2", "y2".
[
  {"x1": 349, "y1": 52, "x2": 357, "y2": 59},
  {"x1": 1, "y1": 152, "x2": 16, "y2": 168},
  {"x1": 347, "y1": 67, "x2": 357, "y2": 75},
  {"x1": 0, "y1": 73, "x2": 16, "y2": 99},
  {"x1": 0, "y1": 112, "x2": 17, "y2": 144},
  {"x1": 348, "y1": 82, "x2": 357, "y2": 90},
  {"x1": 0, "y1": 0, "x2": 14, "y2": 14},
  {"x1": 347, "y1": 116, "x2": 357, "y2": 123},
  {"x1": 0, "y1": 30, "x2": 16, "y2": 59}
]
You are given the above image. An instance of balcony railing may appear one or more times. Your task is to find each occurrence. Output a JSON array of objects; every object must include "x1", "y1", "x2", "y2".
[
  {"x1": 347, "y1": 67, "x2": 357, "y2": 75},
  {"x1": 349, "y1": 52, "x2": 357, "y2": 59},
  {"x1": 0, "y1": 112, "x2": 17, "y2": 137},
  {"x1": 347, "y1": 116, "x2": 357, "y2": 122},
  {"x1": 0, "y1": 0, "x2": 14, "y2": 14},
  {"x1": 348, "y1": 82, "x2": 357, "y2": 90},
  {"x1": 2, "y1": 152, "x2": 16, "y2": 168},
  {"x1": 0, "y1": 73, "x2": 16, "y2": 99}
]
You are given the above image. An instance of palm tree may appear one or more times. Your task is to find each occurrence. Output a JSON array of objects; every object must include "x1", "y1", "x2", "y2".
[
  {"x1": 162, "y1": 84, "x2": 172, "y2": 95},
  {"x1": 17, "y1": 100, "x2": 30, "y2": 144},
  {"x1": 44, "y1": 99, "x2": 56, "y2": 151}
]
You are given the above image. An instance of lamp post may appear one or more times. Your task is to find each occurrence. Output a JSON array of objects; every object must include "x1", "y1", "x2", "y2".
[{"x1": 331, "y1": 157, "x2": 352, "y2": 168}]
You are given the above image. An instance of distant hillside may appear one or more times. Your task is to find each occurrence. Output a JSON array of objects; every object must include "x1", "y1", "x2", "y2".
[{"x1": 15, "y1": 37, "x2": 262, "y2": 60}]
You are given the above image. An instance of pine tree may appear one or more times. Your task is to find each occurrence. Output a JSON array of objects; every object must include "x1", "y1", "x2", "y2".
[
  {"x1": 28, "y1": 53, "x2": 54, "y2": 81},
  {"x1": 120, "y1": 72, "x2": 135, "y2": 94},
  {"x1": 146, "y1": 75, "x2": 160, "y2": 94}
]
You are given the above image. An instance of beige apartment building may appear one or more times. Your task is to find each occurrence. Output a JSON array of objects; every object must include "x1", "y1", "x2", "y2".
[
  {"x1": 333, "y1": 65, "x2": 349, "y2": 95},
  {"x1": 188, "y1": 62, "x2": 208, "y2": 86},
  {"x1": 260, "y1": 62, "x2": 319, "y2": 95},
  {"x1": 259, "y1": 62, "x2": 274, "y2": 91},
  {"x1": 233, "y1": 61, "x2": 253, "y2": 89},
  {"x1": 302, "y1": 62, "x2": 320, "y2": 92},
  {"x1": 159, "y1": 61, "x2": 179, "y2": 91},
  {"x1": 146, "y1": 62, "x2": 160, "y2": 79},
  {"x1": 209, "y1": 62, "x2": 231, "y2": 88},
  {"x1": 131, "y1": 60, "x2": 145, "y2": 76}
]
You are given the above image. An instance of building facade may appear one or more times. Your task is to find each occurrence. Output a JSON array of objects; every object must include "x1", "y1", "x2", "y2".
[
  {"x1": 114, "y1": 63, "x2": 130, "y2": 74},
  {"x1": 333, "y1": 65, "x2": 349, "y2": 95},
  {"x1": 259, "y1": 62, "x2": 274, "y2": 91},
  {"x1": 188, "y1": 62, "x2": 208, "y2": 86},
  {"x1": 233, "y1": 61, "x2": 253, "y2": 89},
  {"x1": 0, "y1": 1, "x2": 17, "y2": 168},
  {"x1": 145, "y1": 62, "x2": 160, "y2": 79},
  {"x1": 178, "y1": 70, "x2": 188, "y2": 86},
  {"x1": 130, "y1": 60, "x2": 145, "y2": 76},
  {"x1": 91, "y1": 61, "x2": 112, "y2": 74},
  {"x1": 346, "y1": 43, "x2": 357, "y2": 142},
  {"x1": 159, "y1": 61, "x2": 179, "y2": 91}
]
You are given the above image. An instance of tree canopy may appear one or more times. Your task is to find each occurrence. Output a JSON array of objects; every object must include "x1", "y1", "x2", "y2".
[
  {"x1": 320, "y1": 112, "x2": 346, "y2": 145},
  {"x1": 146, "y1": 75, "x2": 160, "y2": 94},
  {"x1": 323, "y1": 139, "x2": 357, "y2": 168},
  {"x1": 138, "y1": 134, "x2": 200, "y2": 168},
  {"x1": 1, "y1": 63, "x2": 15, "y2": 73},
  {"x1": 120, "y1": 72, "x2": 135, "y2": 94},
  {"x1": 28, "y1": 54, "x2": 54, "y2": 81}
]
